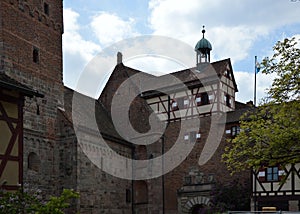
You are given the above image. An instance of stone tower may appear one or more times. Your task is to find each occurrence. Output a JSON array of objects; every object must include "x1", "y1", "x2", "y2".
[{"x1": 0, "y1": 0, "x2": 64, "y2": 195}]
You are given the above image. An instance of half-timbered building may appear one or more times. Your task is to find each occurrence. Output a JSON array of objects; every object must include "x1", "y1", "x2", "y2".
[
  {"x1": 252, "y1": 163, "x2": 300, "y2": 211},
  {"x1": 0, "y1": 73, "x2": 43, "y2": 190},
  {"x1": 3, "y1": 0, "x2": 298, "y2": 213}
]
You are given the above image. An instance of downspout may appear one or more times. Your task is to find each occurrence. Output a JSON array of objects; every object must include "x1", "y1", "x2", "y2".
[
  {"x1": 162, "y1": 95, "x2": 171, "y2": 213},
  {"x1": 132, "y1": 147, "x2": 135, "y2": 214}
]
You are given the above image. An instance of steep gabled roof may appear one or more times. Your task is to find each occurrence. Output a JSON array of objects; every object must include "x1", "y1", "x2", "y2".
[
  {"x1": 167, "y1": 58, "x2": 238, "y2": 92},
  {"x1": 63, "y1": 86, "x2": 132, "y2": 147}
]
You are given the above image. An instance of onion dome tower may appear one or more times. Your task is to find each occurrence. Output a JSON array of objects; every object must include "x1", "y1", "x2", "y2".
[{"x1": 195, "y1": 26, "x2": 212, "y2": 67}]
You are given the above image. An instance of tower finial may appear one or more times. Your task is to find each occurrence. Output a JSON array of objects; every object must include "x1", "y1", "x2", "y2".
[{"x1": 202, "y1": 25, "x2": 206, "y2": 38}]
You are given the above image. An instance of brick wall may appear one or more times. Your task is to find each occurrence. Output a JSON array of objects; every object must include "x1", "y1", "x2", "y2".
[{"x1": 0, "y1": 0, "x2": 64, "y2": 196}]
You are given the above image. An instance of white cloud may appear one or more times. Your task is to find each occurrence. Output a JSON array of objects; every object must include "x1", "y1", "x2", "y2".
[
  {"x1": 148, "y1": 0, "x2": 300, "y2": 64},
  {"x1": 147, "y1": 0, "x2": 300, "y2": 103},
  {"x1": 63, "y1": 8, "x2": 101, "y2": 87},
  {"x1": 90, "y1": 12, "x2": 139, "y2": 46},
  {"x1": 234, "y1": 71, "x2": 276, "y2": 104}
]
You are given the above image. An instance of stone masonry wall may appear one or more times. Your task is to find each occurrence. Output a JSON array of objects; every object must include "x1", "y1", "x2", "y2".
[{"x1": 0, "y1": 0, "x2": 64, "y2": 197}]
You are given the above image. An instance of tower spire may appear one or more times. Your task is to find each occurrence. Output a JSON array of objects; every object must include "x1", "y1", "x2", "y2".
[{"x1": 195, "y1": 26, "x2": 212, "y2": 67}]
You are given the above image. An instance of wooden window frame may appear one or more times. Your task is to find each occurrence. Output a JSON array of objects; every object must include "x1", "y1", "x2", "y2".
[{"x1": 196, "y1": 92, "x2": 209, "y2": 106}]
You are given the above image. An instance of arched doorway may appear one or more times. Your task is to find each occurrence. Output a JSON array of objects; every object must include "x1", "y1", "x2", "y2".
[{"x1": 191, "y1": 204, "x2": 208, "y2": 214}]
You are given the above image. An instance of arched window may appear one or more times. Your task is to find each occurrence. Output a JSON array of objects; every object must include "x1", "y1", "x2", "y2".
[{"x1": 28, "y1": 152, "x2": 40, "y2": 172}]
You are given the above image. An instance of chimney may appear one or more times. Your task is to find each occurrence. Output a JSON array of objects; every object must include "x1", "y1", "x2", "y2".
[{"x1": 117, "y1": 52, "x2": 122, "y2": 64}]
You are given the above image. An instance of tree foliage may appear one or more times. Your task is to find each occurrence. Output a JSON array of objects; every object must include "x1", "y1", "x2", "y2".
[
  {"x1": 0, "y1": 188, "x2": 79, "y2": 214},
  {"x1": 223, "y1": 37, "x2": 300, "y2": 173},
  {"x1": 210, "y1": 180, "x2": 251, "y2": 212}
]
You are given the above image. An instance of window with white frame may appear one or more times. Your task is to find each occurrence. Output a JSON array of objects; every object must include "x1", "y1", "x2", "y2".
[{"x1": 266, "y1": 166, "x2": 279, "y2": 182}]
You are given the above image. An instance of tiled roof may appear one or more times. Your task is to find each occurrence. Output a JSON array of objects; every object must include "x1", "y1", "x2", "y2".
[
  {"x1": 63, "y1": 86, "x2": 132, "y2": 147},
  {"x1": 226, "y1": 102, "x2": 254, "y2": 123}
]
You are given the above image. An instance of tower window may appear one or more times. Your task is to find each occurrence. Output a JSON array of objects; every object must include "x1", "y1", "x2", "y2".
[
  {"x1": 44, "y1": 3, "x2": 49, "y2": 15},
  {"x1": 33, "y1": 47, "x2": 39, "y2": 64}
]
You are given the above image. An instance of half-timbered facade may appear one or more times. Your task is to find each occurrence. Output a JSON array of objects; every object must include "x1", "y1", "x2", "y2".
[
  {"x1": 96, "y1": 30, "x2": 252, "y2": 213},
  {"x1": 143, "y1": 59, "x2": 238, "y2": 122},
  {"x1": 252, "y1": 164, "x2": 300, "y2": 211},
  {"x1": 0, "y1": 73, "x2": 43, "y2": 190}
]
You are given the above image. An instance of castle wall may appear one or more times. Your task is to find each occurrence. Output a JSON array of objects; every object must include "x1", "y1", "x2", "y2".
[{"x1": 0, "y1": 0, "x2": 65, "y2": 196}]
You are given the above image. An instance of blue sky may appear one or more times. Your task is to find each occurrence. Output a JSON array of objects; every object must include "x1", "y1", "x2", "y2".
[{"x1": 62, "y1": 0, "x2": 300, "y2": 102}]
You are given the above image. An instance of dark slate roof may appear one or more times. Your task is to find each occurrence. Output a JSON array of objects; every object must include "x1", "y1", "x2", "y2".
[
  {"x1": 100, "y1": 63, "x2": 154, "y2": 96},
  {"x1": 226, "y1": 101, "x2": 254, "y2": 123},
  {"x1": 0, "y1": 73, "x2": 44, "y2": 97},
  {"x1": 63, "y1": 86, "x2": 132, "y2": 147},
  {"x1": 138, "y1": 59, "x2": 238, "y2": 98}
]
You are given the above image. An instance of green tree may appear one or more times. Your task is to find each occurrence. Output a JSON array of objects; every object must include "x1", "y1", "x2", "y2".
[
  {"x1": 223, "y1": 37, "x2": 300, "y2": 173},
  {"x1": 210, "y1": 180, "x2": 251, "y2": 212},
  {"x1": 0, "y1": 188, "x2": 79, "y2": 214}
]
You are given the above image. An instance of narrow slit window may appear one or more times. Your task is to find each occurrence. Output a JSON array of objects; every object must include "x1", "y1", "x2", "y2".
[
  {"x1": 33, "y1": 47, "x2": 39, "y2": 64},
  {"x1": 44, "y1": 3, "x2": 49, "y2": 15}
]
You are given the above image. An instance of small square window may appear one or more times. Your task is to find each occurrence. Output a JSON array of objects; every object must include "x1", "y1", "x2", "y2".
[
  {"x1": 231, "y1": 126, "x2": 240, "y2": 136},
  {"x1": 196, "y1": 92, "x2": 209, "y2": 106},
  {"x1": 33, "y1": 47, "x2": 39, "y2": 64},
  {"x1": 184, "y1": 176, "x2": 192, "y2": 185},
  {"x1": 171, "y1": 100, "x2": 178, "y2": 111},
  {"x1": 44, "y1": 3, "x2": 49, "y2": 15},
  {"x1": 266, "y1": 166, "x2": 279, "y2": 182},
  {"x1": 177, "y1": 97, "x2": 185, "y2": 109},
  {"x1": 184, "y1": 98, "x2": 189, "y2": 107},
  {"x1": 190, "y1": 131, "x2": 196, "y2": 143}
]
